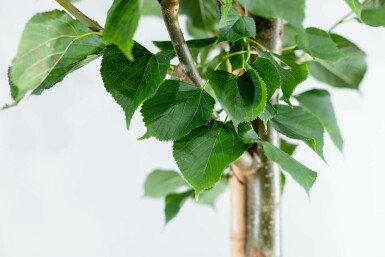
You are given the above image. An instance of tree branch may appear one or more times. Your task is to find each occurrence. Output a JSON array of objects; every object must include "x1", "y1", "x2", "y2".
[
  {"x1": 55, "y1": 0, "x2": 103, "y2": 32},
  {"x1": 158, "y1": 0, "x2": 204, "y2": 87}
]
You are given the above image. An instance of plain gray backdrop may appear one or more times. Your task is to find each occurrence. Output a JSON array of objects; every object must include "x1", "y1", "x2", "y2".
[{"x1": 0, "y1": 0, "x2": 384, "y2": 256}]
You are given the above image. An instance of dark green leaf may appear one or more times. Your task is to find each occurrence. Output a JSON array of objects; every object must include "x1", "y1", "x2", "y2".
[
  {"x1": 259, "y1": 52, "x2": 308, "y2": 102},
  {"x1": 100, "y1": 44, "x2": 174, "y2": 129},
  {"x1": 165, "y1": 190, "x2": 194, "y2": 223},
  {"x1": 237, "y1": 0, "x2": 305, "y2": 27},
  {"x1": 295, "y1": 89, "x2": 343, "y2": 151},
  {"x1": 260, "y1": 141, "x2": 317, "y2": 194},
  {"x1": 271, "y1": 105, "x2": 325, "y2": 159},
  {"x1": 280, "y1": 139, "x2": 297, "y2": 156},
  {"x1": 281, "y1": 172, "x2": 287, "y2": 194},
  {"x1": 153, "y1": 37, "x2": 217, "y2": 51},
  {"x1": 250, "y1": 57, "x2": 280, "y2": 100},
  {"x1": 260, "y1": 102, "x2": 277, "y2": 125},
  {"x1": 229, "y1": 40, "x2": 249, "y2": 70},
  {"x1": 298, "y1": 27, "x2": 344, "y2": 62},
  {"x1": 141, "y1": 80, "x2": 215, "y2": 141},
  {"x1": 361, "y1": 3, "x2": 385, "y2": 26},
  {"x1": 173, "y1": 121, "x2": 250, "y2": 195},
  {"x1": 180, "y1": 0, "x2": 220, "y2": 31},
  {"x1": 103, "y1": 0, "x2": 141, "y2": 59},
  {"x1": 218, "y1": 7, "x2": 256, "y2": 42},
  {"x1": 308, "y1": 34, "x2": 367, "y2": 89},
  {"x1": 206, "y1": 70, "x2": 267, "y2": 130},
  {"x1": 144, "y1": 169, "x2": 187, "y2": 198},
  {"x1": 199, "y1": 178, "x2": 228, "y2": 207},
  {"x1": 9, "y1": 10, "x2": 104, "y2": 101}
]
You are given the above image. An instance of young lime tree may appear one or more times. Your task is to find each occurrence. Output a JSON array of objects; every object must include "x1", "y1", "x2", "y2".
[{"x1": 2, "y1": 0, "x2": 382, "y2": 256}]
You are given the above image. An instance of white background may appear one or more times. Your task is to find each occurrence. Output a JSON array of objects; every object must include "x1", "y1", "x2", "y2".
[{"x1": 0, "y1": 0, "x2": 384, "y2": 256}]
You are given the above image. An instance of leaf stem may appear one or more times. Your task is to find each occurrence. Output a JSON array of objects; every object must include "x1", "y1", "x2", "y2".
[
  {"x1": 329, "y1": 0, "x2": 371, "y2": 32},
  {"x1": 55, "y1": 0, "x2": 103, "y2": 32},
  {"x1": 158, "y1": 0, "x2": 204, "y2": 87},
  {"x1": 328, "y1": 12, "x2": 354, "y2": 32},
  {"x1": 247, "y1": 38, "x2": 268, "y2": 52}
]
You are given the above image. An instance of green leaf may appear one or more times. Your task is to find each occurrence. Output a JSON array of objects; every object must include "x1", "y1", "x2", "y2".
[
  {"x1": 180, "y1": 0, "x2": 220, "y2": 31},
  {"x1": 141, "y1": 80, "x2": 215, "y2": 141},
  {"x1": 344, "y1": 0, "x2": 363, "y2": 17},
  {"x1": 298, "y1": 27, "x2": 344, "y2": 62},
  {"x1": 165, "y1": 190, "x2": 194, "y2": 223},
  {"x1": 153, "y1": 37, "x2": 217, "y2": 51},
  {"x1": 237, "y1": 0, "x2": 305, "y2": 27},
  {"x1": 259, "y1": 52, "x2": 308, "y2": 102},
  {"x1": 280, "y1": 139, "x2": 297, "y2": 156},
  {"x1": 308, "y1": 34, "x2": 367, "y2": 89},
  {"x1": 260, "y1": 102, "x2": 277, "y2": 125},
  {"x1": 173, "y1": 121, "x2": 250, "y2": 195},
  {"x1": 198, "y1": 177, "x2": 228, "y2": 207},
  {"x1": 271, "y1": 105, "x2": 325, "y2": 159},
  {"x1": 283, "y1": 23, "x2": 298, "y2": 48},
  {"x1": 250, "y1": 57, "x2": 280, "y2": 100},
  {"x1": 218, "y1": 7, "x2": 256, "y2": 42},
  {"x1": 103, "y1": 0, "x2": 141, "y2": 59},
  {"x1": 9, "y1": 10, "x2": 104, "y2": 101},
  {"x1": 206, "y1": 70, "x2": 267, "y2": 130},
  {"x1": 281, "y1": 172, "x2": 287, "y2": 194},
  {"x1": 100, "y1": 44, "x2": 174, "y2": 129},
  {"x1": 260, "y1": 141, "x2": 317, "y2": 194},
  {"x1": 295, "y1": 89, "x2": 344, "y2": 152},
  {"x1": 229, "y1": 40, "x2": 249, "y2": 70},
  {"x1": 361, "y1": 3, "x2": 385, "y2": 27},
  {"x1": 144, "y1": 169, "x2": 187, "y2": 198},
  {"x1": 142, "y1": 0, "x2": 162, "y2": 17}
]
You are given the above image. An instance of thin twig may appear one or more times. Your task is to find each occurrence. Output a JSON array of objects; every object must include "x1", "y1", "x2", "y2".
[
  {"x1": 158, "y1": 0, "x2": 204, "y2": 87},
  {"x1": 55, "y1": 0, "x2": 103, "y2": 32}
]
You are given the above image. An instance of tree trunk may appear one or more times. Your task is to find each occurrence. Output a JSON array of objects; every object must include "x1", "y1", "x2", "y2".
[{"x1": 230, "y1": 18, "x2": 283, "y2": 257}]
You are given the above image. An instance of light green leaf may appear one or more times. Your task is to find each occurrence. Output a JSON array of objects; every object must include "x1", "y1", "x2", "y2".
[
  {"x1": 295, "y1": 89, "x2": 343, "y2": 152},
  {"x1": 199, "y1": 177, "x2": 228, "y2": 207},
  {"x1": 153, "y1": 37, "x2": 217, "y2": 51},
  {"x1": 100, "y1": 44, "x2": 174, "y2": 129},
  {"x1": 237, "y1": 0, "x2": 305, "y2": 27},
  {"x1": 206, "y1": 70, "x2": 267, "y2": 130},
  {"x1": 141, "y1": 80, "x2": 215, "y2": 141},
  {"x1": 9, "y1": 10, "x2": 104, "y2": 101},
  {"x1": 308, "y1": 34, "x2": 367, "y2": 89},
  {"x1": 218, "y1": 7, "x2": 256, "y2": 42},
  {"x1": 165, "y1": 190, "x2": 194, "y2": 223},
  {"x1": 144, "y1": 169, "x2": 187, "y2": 198},
  {"x1": 250, "y1": 57, "x2": 280, "y2": 100},
  {"x1": 142, "y1": 0, "x2": 162, "y2": 17},
  {"x1": 344, "y1": 0, "x2": 363, "y2": 17},
  {"x1": 180, "y1": 0, "x2": 220, "y2": 31},
  {"x1": 259, "y1": 52, "x2": 308, "y2": 102},
  {"x1": 283, "y1": 23, "x2": 298, "y2": 48},
  {"x1": 298, "y1": 27, "x2": 344, "y2": 62},
  {"x1": 271, "y1": 105, "x2": 325, "y2": 159},
  {"x1": 260, "y1": 141, "x2": 317, "y2": 194},
  {"x1": 103, "y1": 0, "x2": 141, "y2": 59},
  {"x1": 173, "y1": 121, "x2": 250, "y2": 195}
]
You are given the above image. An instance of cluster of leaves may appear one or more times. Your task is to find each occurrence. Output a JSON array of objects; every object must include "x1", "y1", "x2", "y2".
[{"x1": 3, "y1": 0, "x2": 383, "y2": 222}]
